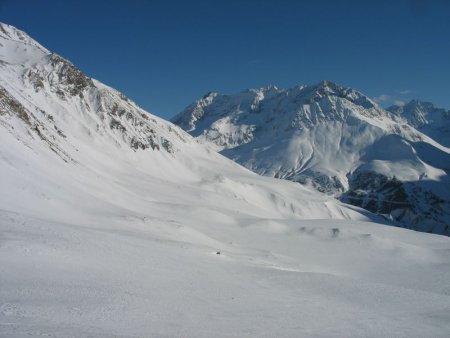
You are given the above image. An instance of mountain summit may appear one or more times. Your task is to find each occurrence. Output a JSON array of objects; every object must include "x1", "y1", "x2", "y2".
[
  {"x1": 388, "y1": 99, "x2": 450, "y2": 147},
  {"x1": 2, "y1": 22, "x2": 450, "y2": 337},
  {"x1": 174, "y1": 83, "x2": 450, "y2": 235}
]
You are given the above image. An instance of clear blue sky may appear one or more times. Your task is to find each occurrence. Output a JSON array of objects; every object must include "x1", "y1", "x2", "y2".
[{"x1": 1, "y1": 0, "x2": 449, "y2": 118}]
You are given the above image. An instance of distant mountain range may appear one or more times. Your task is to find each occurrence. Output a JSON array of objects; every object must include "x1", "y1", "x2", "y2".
[
  {"x1": 2, "y1": 22, "x2": 450, "y2": 337},
  {"x1": 174, "y1": 82, "x2": 450, "y2": 235}
]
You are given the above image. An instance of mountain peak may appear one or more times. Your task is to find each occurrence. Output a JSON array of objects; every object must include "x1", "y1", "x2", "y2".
[
  {"x1": 174, "y1": 82, "x2": 450, "y2": 234},
  {"x1": 405, "y1": 99, "x2": 436, "y2": 110},
  {"x1": 0, "y1": 22, "x2": 50, "y2": 66},
  {"x1": 173, "y1": 81, "x2": 389, "y2": 136},
  {"x1": 258, "y1": 84, "x2": 280, "y2": 93},
  {"x1": 201, "y1": 91, "x2": 218, "y2": 100},
  {"x1": 0, "y1": 22, "x2": 22, "y2": 40},
  {"x1": 2, "y1": 23, "x2": 450, "y2": 338},
  {"x1": 0, "y1": 22, "x2": 48, "y2": 51},
  {"x1": 311, "y1": 80, "x2": 365, "y2": 100},
  {"x1": 306, "y1": 80, "x2": 345, "y2": 98},
  {"x1": 387, "y1": 99, "x2": 450, "y2": 145},
  {"x1": 315, "y1": 79, "x2": 339, "y2": 90},
  {"x1": 388, "y1": 98, "x2": 449, "y2": 118},
  {"x1": 0, "y1": 22, "x2": 183, "y2": 159}
]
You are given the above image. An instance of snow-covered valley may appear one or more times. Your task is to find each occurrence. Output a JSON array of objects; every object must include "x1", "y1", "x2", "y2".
[{"x1": 1, "y1": 22, "x2": 450, "y2": 337}]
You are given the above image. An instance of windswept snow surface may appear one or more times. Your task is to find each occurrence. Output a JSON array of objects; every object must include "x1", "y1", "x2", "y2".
[{"x1": 1, "y1": 23, "x2": 450, "y2": 337}]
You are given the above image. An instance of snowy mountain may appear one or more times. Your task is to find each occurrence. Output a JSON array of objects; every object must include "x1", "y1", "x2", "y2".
[
  {"x1": 388, "y1": 99, "x2": 450, "y2": 147},
  {"x1": 174, "y1": 82, "x2": 450, "y2": 235},
  {"x1": 2, "y1": 22, "x2": 370, "y2": 223},
  {"x1": 2, "y1": 23, "x2": 450, "y2": 337}
]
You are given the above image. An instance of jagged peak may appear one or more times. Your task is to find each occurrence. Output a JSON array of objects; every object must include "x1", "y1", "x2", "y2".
[
  {"x1": 191, "y1": 81, "x2": 372, "y2": 107},
  {"x1": 239, "y1": 84, "x2": 280, "y2": 96},
  {"x1": 386, "y1": 98, "x2": 450, "y2": 135},
  {"x1": 265, "y1": 84, "x2": 278, "y2": 90},
  {"x1": 388, "y1": 99, "x2": 448, "y2": 113},
  {"x1": 0, "y1": 21, "x2": 183, "y2": 155},
  {"x1": 285, "y1": 80, "x2": 379, "y2": 110},
  {"x1": 315, "y1": 79, "x2": 340, "y2": 90},
  {"x1": 196, "y1": 85, "x2": 281, "y2": 105},
  {"x1": 0, "y1": 22, "x2": 48, "y2": 52},
  {"x1": 201, "y1": 91, "x2": 219, "y2": 100},
  {"x1": 404, "y1": 99, "x2": 437, "y2": 110},
  {"x1": 176, "y1": 80, "x2": 386, "y2": 125},
  {"x1": 310, "y1": 80, "x2": 358, "y2": 97},
  {"x1": 259, "y1": 84, "x2": 279, "y2": 92},
  {"x1": 0, "y1": 22, "x2": 25, "y2": 40},
  {"x1": 286, "y1": 80, "x2": 353, "y2": 99}
]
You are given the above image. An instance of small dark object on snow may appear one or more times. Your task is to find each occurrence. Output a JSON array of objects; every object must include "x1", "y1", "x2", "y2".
[{"x1": 216, "y1": 251, "x2": 221, "y2": 255}]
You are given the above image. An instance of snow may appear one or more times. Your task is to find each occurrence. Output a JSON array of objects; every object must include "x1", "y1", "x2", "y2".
[
  {"x1": 173, "y1": 81, "x2": 430, "y2": 185},
  {"x1": 388, "y1": 99, "x2": 450, "y2": 147},
  {"x1": 1, "y1": 22, "x2": 450, "y2": 337},
  {"x1": 174, "y1": 80, "x2": 450, "y2": 234}
]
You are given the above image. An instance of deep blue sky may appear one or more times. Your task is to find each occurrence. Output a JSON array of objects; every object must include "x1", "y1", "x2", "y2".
[{"x1": 1, "y1": 0, "x2": 449, "y2": 118}]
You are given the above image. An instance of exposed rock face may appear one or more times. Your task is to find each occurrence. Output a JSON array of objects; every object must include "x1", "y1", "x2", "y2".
[
  {"x1": 47, "y1": 54, "x2": 95, "y2": 97},
  {"x1": 0, "y1": 22, "x2": 185, "y2": 160},
  {"x1": 174, "y1": 82, "x2": 450, "y2": 235},
  {"x1": 343, "y1": 169, "x2": 450, "y2": 235}
]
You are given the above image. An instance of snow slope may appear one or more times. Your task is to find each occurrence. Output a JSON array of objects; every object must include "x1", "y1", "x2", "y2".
[
  {"x1": 388, "y1": 99, "x2": 450, "y2": 147},
  {"x1": 2, "y1": 23, "x2": 450, "y2": 337},
  {"x1": 174, "y1": 82, "x2": 450, "y2": 235}
]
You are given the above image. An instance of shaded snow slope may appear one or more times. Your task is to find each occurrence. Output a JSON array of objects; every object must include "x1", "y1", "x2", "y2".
[
  {"x1": 2, "y1": 23, "x2": 450, "y2": 337},
  {"x1": 174, "y1": 82, "x2": 450, "y2": 235},
  {"x1": 388, "y1": 99, "x2": 450, "y2": 147}
]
